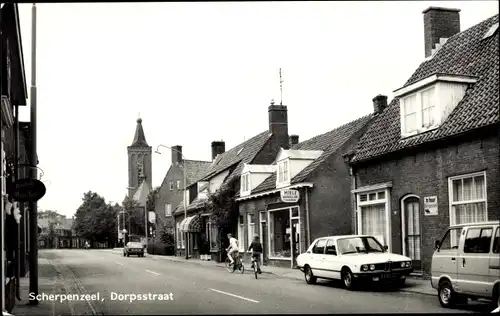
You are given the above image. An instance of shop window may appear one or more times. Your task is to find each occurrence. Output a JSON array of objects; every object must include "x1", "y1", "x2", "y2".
[
  {"x1": 291, "y1": 207, "x2": 298, "y2": 217},
  {"x1": 269, "y1": 209, "x2": 291, "y2": 258}
]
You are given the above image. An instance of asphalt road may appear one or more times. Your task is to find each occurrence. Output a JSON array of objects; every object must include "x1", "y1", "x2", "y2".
[{"x1": 39, "y1": 249, "x2": 492, "y2": 315}]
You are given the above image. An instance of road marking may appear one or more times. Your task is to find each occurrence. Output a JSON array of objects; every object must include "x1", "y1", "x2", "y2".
[
  {"x1": 146, "y1": 269, "x2": 160, "y2": 276},
  {"x1": 209, "y1": 288, "x2": 259, "y2": 303},
  {"x1": 116, "y1": 262, "x2": 123, "y2": 266}
]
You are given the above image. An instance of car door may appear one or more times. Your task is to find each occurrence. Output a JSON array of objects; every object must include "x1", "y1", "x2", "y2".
[
  {"x1": 433, "y1": 227, "x2": 461, "y2": 288},
  {"x1": 457, "y1": 226, "x2": 493, "y2": 296},
  {"x1": 489, "y1": 226, "x2": 500, "y2": 293},
  {"x1": 310, "y1": 239, "x2": 327, "y2": 277},
  {"x1": 322, "y1": 239, "x2": 341, "y2": 280}
]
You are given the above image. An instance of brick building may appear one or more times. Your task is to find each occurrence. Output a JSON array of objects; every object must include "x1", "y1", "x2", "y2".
[
  {"x1": 345, "y1": 8, "x2": 499, "y2": 276},
  {"x1": 236, "y1": 108, "x2": 377, "y2": 268},
  {"x1": 174, "y1": 100, "x2": 293, "y2": 262}
]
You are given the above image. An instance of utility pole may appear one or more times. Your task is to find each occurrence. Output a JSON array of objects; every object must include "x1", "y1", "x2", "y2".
[
  {"x1": 0, "y1": 4, "x2": 4, "y2": 309},
  {"x1": 28, "y1": 3, "x2": 38, "y2": 305}
]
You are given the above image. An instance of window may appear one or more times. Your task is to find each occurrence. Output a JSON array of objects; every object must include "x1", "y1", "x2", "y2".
[
  {"x1": 325, "y1": 239, "x2": 337, "y2": 255},
  {"x1": 238, "y1": 215, "x2": 245, "y2": 252},
  {"x1": 165, "y1": 203, "x2": 172, "y2": 217},
  {"x1": 269, "y1": 209, "x2": 291, "y2": 258},
  {"x1": 400, "y1": 87, "x2": 438, "y2": 136},
  {"x1": 449, "y1": 172, "x2": 487, "y2": 225},
  {"x1": 358, "y1": 189, "x2": 389, "y2": 248},
  {"x1": 277, "y1": 159, "x2": 289, "y2": 184},
  {"x1": 439, "y1": 227, "x2": 463, "y2": 250},
  {"x1": 169, "y1": 181, "x2": 174, "y2": 190},
  {"x1": 241, "y1": 173, "x2": 250, "y2": 193},
  {"x1": 420, "y1": 87, "x2": 435, "y2": 128},
  {"x1": 464, "y1": 227, "x2": 493, "y2": 254},
  {"x1": 312, "y1": 239, "x2": 326, "y2": 254},
  {"x1": 247, "y1": 213, "x2": 256, "y2": 248},
  {"x1": 176, "y1": 180, "x2": 181, "y2": 190},
  {"x1": 402, "y1": 93, "x2": 418, "y2": 134},
  {"x1": 176, "y1": 222, "x2": 181, "y2": 248},
  {"x1": 493, "y1": 228, "x2": 499, "y2": 254}
]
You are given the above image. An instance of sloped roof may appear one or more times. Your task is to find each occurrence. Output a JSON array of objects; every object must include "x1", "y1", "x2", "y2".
[
  {"x1": 200, "y1": 131, "x2": 271, "y2": 181},
  {"x1": 132, "y1": 179, "x2": 152, "y2": 206},
  {"x1": 130, "y1": 118, "x2": 149, "y2": 147},
  {"x1": 251, "y1": 114, "x2": 374, "y2": 194},
  {"x1": 351, "y1": 14, "x2": 499, "y2": 163},
  {"x1": 183, "y1": 160, "x2": 212, "y2": 187}
]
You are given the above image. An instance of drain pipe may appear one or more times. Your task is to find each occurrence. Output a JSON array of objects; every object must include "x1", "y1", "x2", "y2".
[{"x1": 305, "y1": 187, "x2": 311, "y2": 246}]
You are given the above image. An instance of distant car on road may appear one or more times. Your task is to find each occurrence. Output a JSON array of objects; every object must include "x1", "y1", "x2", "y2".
[
  {"x1": 296, "y1": 235, "x2": 413, "y2": 290},
  {"x1": 123, "y1": 242, "x2": 145, "y2": 257}
]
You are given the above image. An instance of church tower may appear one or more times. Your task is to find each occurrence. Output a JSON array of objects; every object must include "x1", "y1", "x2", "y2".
[{"x1": 127, "y1": 118, "x2": 152, "y2": 198}]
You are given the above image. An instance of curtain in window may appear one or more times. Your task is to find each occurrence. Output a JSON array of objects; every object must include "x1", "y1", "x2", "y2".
[
  {"x1": 420, "y1": 87, "x2": 435, "y2": 127},
  {"x1": 451, "y1": 175, "x2": 487, "y2": 225},
  {"x1": 453, "y1": 203, "x2": 487, "y2": 225},
  {"x1": 361, "y1": 204, "x2": 387, "y2": 246},
  {"x1": 406, "y1": 201, "x2": 421, "y2": 260},
  {"x1": 404, "y1": 94, "x2": 418, "y2": 133}
]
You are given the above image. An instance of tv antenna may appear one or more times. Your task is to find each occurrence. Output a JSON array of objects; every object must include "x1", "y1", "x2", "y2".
[{"x1": 279, "y1": 68, "x2": 284, "y2": 105}]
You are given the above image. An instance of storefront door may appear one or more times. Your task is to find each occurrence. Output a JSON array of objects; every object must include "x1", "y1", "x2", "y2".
[{"x1": 291, "y1": 218, "x2": 300, "y2": 268}]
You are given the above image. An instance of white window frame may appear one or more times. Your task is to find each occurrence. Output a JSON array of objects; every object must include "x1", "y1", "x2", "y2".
[
  {"x1": 176, "y1": 180, "x2": 181, "y2": 189},
  {"x1": 356, "y1": 188, "x2": 392, "y2": 252},
  {"x1": 400, "y1": 85, "x2": 439, "y2": 138},
  {"x1": 247, "y1": 213, "x2": 256, "y2": 251},
  {"x1": 169, "y1": 181, "x2": 174, "y2": 191},
  {"x1": 267, "y1": 206, "x2": 302, "y2": 267},
  {"x1": 448, "y1": 171, "x2": 488, "y2": 226},
  {"x1": 165, "y1": 203, "x2": 172, "y2": 217},
  {"x1": 240, "y1": 173, "x2": 251, "y2": 195},
  {"x1": 276, "y1": 158, "x2": 291, "y2": 187},
  {"x1": 238, "y1": 215, "x2": 245, "y2": 252}
]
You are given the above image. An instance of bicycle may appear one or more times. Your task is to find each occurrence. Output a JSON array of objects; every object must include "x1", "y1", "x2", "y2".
[
  {"x1": 224, "y1": 252, "x2": 244, "y2": 274},
  {"x1": 250, "y1": 255, "x2": 261, "y2": 279}
]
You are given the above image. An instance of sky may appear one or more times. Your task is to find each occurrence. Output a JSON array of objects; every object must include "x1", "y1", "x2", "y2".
[{"x1": 16, "y1": 1, "x2": 499, "y2": 217}]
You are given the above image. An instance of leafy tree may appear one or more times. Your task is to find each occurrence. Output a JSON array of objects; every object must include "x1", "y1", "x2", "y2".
[
  {"x1": 39, "y1": 221, "x2": 56, "y2": 248},
  {"x1": 207, "y1": 178, "x2": 238, "y2": 229},
  {"x1": 122, "y1": 195, "x2": 145, "y2": 237},
  {"x1": 74, "y1": 191, "x2": 118, "y2": 245}
]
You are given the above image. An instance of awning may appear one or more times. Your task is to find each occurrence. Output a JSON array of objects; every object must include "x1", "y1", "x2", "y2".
[{"x1": 180, "y1": 215, "x2": 201, "y2": 233}]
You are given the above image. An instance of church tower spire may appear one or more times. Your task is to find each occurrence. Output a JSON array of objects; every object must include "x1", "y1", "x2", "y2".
[{"x1": 127, "y1": 117, "x2": 152, "y2": 198}]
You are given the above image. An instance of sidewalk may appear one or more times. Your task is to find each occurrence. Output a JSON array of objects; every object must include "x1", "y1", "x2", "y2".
[{"x1": 108, "y1": 248, "x2": 436, "y2": 296}]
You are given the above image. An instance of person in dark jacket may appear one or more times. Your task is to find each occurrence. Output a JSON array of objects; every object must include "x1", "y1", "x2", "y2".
[{"x1": 248, "y1": 234, "x2": 263, "y2": 274}]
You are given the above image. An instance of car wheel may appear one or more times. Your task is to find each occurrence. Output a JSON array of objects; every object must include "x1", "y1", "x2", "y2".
[
  {"x1": 342, "y1": 268, "x2": 355, "y2": 290},
  {"x1": 438, "y1": 280, "x2": 456, "y2": 308},
  {"x1": 492, "y1": 284, "x2": 500, "y2": 310},
  {"x1": 304, "y1": 266, "x2": 317, "y2": 285}
]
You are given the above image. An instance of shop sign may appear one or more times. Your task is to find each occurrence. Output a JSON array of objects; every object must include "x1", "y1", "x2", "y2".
[
  {"x1": 424, "y1": 196, "x2": 438, "y2": 216},
  {"x1": 280, "y1": 189, "x2": 299, "y2": 203},
  {"x1": 9, "y1": 178, "x2": 46, "y2": 202}
]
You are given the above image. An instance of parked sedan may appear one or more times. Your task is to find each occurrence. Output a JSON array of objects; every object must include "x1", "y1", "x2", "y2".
[
  {"x1": 296, "y1": 235, "x2": 413, "y2": 290},
  {"x1": 123, "y1": 242, "x2": 145, "y2": 257}
]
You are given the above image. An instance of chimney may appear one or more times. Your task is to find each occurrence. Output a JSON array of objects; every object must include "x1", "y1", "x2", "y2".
[
  {"x1": 171, "y1": 145, "x2": 182, "y2": 165},
  {"x1": 423, "y1": 7, "x2": 461, "y2": 58},
  {"x1": 372, "y1": 95, "x2": 388, "y2": 114},
  {"x1": 211, "y1": 141, "x2": 225, "y2": 160},
  {"x1": 268, "y1": 99, "x2": 289, "y2": 150},
  {"x1": 289, "y1": 135, "x2": 299, "y2": 146}
]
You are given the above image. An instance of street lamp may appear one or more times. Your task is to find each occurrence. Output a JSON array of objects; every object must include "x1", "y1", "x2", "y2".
[{"x1": 155, "y1": 144, "x2": 188, "y2": 260}]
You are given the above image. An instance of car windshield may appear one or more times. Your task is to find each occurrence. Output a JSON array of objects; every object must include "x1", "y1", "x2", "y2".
[
  {"x1": 337, "y1": 237, "x2": 385, "y2": 255},
  {"x1": 127, "y1": 242, "x2": 142, "y2": 248}
]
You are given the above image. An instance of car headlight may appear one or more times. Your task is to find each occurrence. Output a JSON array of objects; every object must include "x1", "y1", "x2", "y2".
[
  {"x1": 406, "y1": 261, "x2": 411, "y2": 267},
  {"x1": 370, "y1": 264, "x2": 375, "y2": 271},
  {"x1": 401, "y1": 262, "x2": 405, "y2": 268},
  {"x1": 361, "y1": 265, "x2": 369, "y2": 271}
]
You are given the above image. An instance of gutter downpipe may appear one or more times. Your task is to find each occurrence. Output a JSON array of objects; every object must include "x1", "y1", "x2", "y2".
[{"x1": 305, "y1": 187, "x2": 311, "y2": 247}]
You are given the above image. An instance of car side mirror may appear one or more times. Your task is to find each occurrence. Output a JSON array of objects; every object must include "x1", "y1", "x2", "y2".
[
  {"x1": 434, "y1": 240, "x2": 440, "y2": 250},
  {"x1": 384, "y1": 245, "x2": 388, "y2": 251}
]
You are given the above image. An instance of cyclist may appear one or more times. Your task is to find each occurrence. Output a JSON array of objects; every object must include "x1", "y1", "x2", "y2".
[
  {"x1": 248, "y1": 234, "x2": 262, "y2": 274},
  {"x1": 226, "y1": 233, "x2": 239, "y2": 266}
]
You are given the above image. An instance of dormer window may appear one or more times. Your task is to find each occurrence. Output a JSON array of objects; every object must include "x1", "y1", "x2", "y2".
[
  {"x1": 241, "y1": 173, "x2": 250, "y2": 194},
  {"x1": 400, "y1": 86, "x2": 437, "y2": 137},
  {"x1": 277, "y1": 159, "x2": 290, "y2": 184}
]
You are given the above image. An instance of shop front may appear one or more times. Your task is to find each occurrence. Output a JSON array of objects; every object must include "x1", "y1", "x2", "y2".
[
  {"x1": 237, "y1": 186, "x2": 310, "y2": 269},
  {"x1": 179, "y1": 214, "x2": 201, "y2": 259}
]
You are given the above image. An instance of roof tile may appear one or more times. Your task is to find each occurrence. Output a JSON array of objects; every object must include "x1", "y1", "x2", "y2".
[{"x1": 352, "y1": 14, "x2": 499, "y2": 163}]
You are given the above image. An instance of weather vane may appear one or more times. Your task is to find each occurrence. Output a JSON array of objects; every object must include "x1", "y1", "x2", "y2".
[{"x1": 279, "y1": 68, "x2": 284, "y2": 105}]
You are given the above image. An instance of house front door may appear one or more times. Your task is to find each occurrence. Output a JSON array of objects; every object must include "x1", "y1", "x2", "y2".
[
  {"x1": 404, "y1": 197, "x2": 422, "y2": 271},
  {"x1": 291, "y1": 218, "x2": 300, "y2": 268}
]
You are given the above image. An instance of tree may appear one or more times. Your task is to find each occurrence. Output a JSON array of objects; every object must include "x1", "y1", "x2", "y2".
[
  {"x1": 73, "y1": 191, "x2": 118, "y2": 245},
  {"x1": 38, "y1": 209, "x2": 64, "y2": 248},
  {"x1": 146, "y1": 186, "x2": 160, "y2": 233},
  {"x1": 39, "y1": 221, "x2": 56, "y2": 248},
  {"x1": 122, "y1": 195, "x2": 145, "y2": 237}
]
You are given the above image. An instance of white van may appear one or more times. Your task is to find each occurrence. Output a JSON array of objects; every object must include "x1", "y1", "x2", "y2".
[{"x1": 431, "y1": 221, "x2": 500, "y2": 309}]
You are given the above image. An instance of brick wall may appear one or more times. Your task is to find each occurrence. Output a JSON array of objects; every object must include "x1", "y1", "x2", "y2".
[{"x1": 353, "y1": 131, "x2": 499, "y2": 275}]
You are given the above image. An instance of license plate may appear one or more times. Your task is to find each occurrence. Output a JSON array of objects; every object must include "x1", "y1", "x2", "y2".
[{"x1": 381, "y1": 273, "x2": 391, "y2": 279}]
